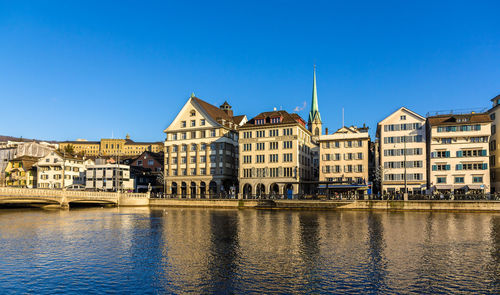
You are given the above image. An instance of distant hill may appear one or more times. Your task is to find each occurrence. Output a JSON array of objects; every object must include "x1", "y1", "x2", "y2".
[{"x1": 0, "y1": 135, "x2": 58, "y2": 143}]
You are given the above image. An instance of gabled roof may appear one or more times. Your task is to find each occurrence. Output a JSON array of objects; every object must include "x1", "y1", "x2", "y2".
[
  {"x1": 378, "y1": 107, "x2": 425, "y2": 125},
  {"x1": 192, "y1": 97, "x2": 236, "y2": 123},
  {"x1": 427, "y1": 113, "x2": 492, "y2": 126},
  {"x1": 232, "y1": 115, "x2": 247, "y2": 125}
]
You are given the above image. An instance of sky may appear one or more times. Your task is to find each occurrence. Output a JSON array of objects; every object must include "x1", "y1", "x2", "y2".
[{"x1": 0, "y1": 0, "x2": 499, "y2": 142}]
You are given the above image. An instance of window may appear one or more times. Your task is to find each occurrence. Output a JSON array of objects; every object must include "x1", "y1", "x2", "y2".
[
  {"x1": 200, "y1": 168, "x2": 206, "y2": 175},
  {"x1": 182, "y1": 145, "x2": 187, "y2": 152},
  {"x1": 283, "y1": 153, "x2": 293, "y2": 162},
  {"x1": 182, "y1": 169, "x2": 187, "y2": 176},
  {"x1": 243, "y1": 155, "x2": 252, "y2": 163},
  {"x1": 454, "y1": 177, "x2": 464, "y2": 183},
  {"x1": 269, "y1": 129, "x2": 279, "y2": 137},
  {"x1": 400, "y1": 115, "x2": 406, "y2": 120},
  {"x1": 200, "y1": 156, "x2": 206, "y2": 163},
  {"x1": 171, "y1": 133, "x2": 178, "y2": 140},
  {"x1": 437, "y1": 177, "x2": 446, "y2": 184},
  {"x1": 190, "y1": 156, "x2": 196, "y2": 163},
  {"x1": 181, "y1": 133, "x2": 187, "y2": 140},
  {"x1": 256, "y1": 155, "x2": 265, "y2": 163},
  {"x1": 181, "y1": 157, "x2": 187, "y2": 164},
  {"x1": 200, "y1": 119, "x2": 206, "y2": 126},
  {"x1": 200, "y1": 144, "x2": 206, "y2": 151},
  {"x1": 269, "y1": 154, "x2": 278, "y2": 163},
  {"x1": 172, "y1": 146, "x2": 178, "y2": 152},
  {"x1": 243, "y1": 143, "x2": 252, "y2": 151},
  {"x1": 181, "y1": 121, "x2": 186, "y2": 128},
  {"x1": 172, "y1": 157, "x2": 177, "y2": 165},
  {"x1": 191, "y1": 120, "x2": 196, "y2": 127},
  {"x1": 283, "y1": 141, "x2": 292, "y2": 149},
  {"x1": 191, "y1": 144, "x2": 197, "y2": 151},
  {"x1": 283, "y1": 128, "x2": 293, "y2": 136},
  {"x1": 269, "y1": 142, "x2": 278, "y2": 150},
  {"x1": 256, "y1": 131, "x2": 265, "y2": 138},
  {"x1": 191, "y1": 168, "x2": 196, "y2": 175},
  {"x1": 148, "y1": 160, "x2": 154, "y2": 166},
  {"x1": 191, "y1": 131, "x2": 196, "y2": 139},
  {"x1": 473, "y1": 176, "x2": 483, "y2": 183},
  {"x1": 256, "y1": 143, "x2": 265, "y2": 150},
  {"x1": 190, "y1": 110, "x2": 196, "y2": 116},
  {"x1": 270, "y1": 117, "x2": 281, "y2": 123},
  {"x1": 255, "y1": 119, "x2": 265, "y2": 125},
  {"x1": 137, "y1": 160, "x2": 143, "y2": 166},
  {"x1": 211, "y1": 130, "x2": 216, "y2": 137}
]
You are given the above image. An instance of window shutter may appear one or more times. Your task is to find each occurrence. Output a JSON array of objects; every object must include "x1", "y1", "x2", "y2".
[
  {"x1": 483, "y1": 163, "x2": 488, "y2": 170},
  {"x1": 457, "y1": 151, "x2": 462, "y2": 157},
  {"x1": 456, "y1": 164, "x2": 462, "y2": 170},
  {"x1": 432, "y1": 165, "x2": 437, "y2": 171},
  {"x1": 446, "y1": 164, "x2": 450, "y2": 171},
  {"x1": 482, "y1": 150, "x2": 487, "y2": 156},
  {"x1": 445, "y1": 151, "x2": 450, "y2": 158}
]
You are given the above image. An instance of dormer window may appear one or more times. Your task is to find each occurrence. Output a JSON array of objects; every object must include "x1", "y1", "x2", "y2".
[
  {"x1": 255, "y1": 119, "x2": 265, "y2": 125},
  {"x1": 271, "y1": 117, "x2": 281, "y2": 124}
]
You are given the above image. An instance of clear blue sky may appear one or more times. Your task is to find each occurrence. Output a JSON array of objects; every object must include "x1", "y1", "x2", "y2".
[{"x1": 1, "y1": 1, "x2": 499, "y2": 141}]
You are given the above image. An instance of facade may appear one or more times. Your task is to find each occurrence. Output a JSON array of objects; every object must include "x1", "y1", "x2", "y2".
[
  {"x1": 239, "y1": 110, "x2": 317, "y2": 197},
  {"x1": 59, "y1": 135, "x2": 163, "y2": 157},
  {"x1": 4, "y1": 156, "x2": 39, "y2": 188},
  {"x1": 377, "y1": 107, "x2": 427, "y2": 194},
  {"x1": 318, "y1": 126, "x2": 370, "y2": 197},
  {"x1": 488, "y1": 94, "x2": 500, "y2": 192},
  {"x1": 129, "y1": 151, "x2": 164, "y2": 192},
  {"x1": 36, "y1": 151, "x2": 91, "y2": 189},
  {"x1": 427, "y1": 113, "x2": 492, "y2": 194},
  {"x1": 163, "y1": 94, "x2": 247, "y2": 198},
  {"x1": 85, "y1": 160, "x2": 134, "y2": 191}
]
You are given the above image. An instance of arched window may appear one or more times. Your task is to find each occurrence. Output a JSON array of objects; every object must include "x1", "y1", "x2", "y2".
[{"x1": 314, "y1": 127, "x2": 319, "y2": 136}]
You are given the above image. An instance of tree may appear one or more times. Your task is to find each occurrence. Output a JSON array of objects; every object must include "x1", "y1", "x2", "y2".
[{"x1": 63, "y1": 144, "x2": 75, "y2": 155}]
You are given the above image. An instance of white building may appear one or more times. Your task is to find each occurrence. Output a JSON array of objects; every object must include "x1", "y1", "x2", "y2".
[
  {"x1": 36, "y1": 151, "x2": 91, "y2": 189},
  {"x1": 376, "y1": 107, "x2": 427, "y2": 194},
  {"x1": 427, "y1": 112, "x2": 492, "y2": 194},
  {"x1": 85, "y1": 161, "x2": 134, "y2": 191}
]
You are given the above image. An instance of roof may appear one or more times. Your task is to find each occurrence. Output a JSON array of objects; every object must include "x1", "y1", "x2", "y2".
[
  {"x1": 61, "y1": 141, "x2": 100, "y2": 145},
  {"x1": 241, "y1": 110, "x2": 307, "y2": 128},
  {"x1": 53, "y1": 150, "x2": 86, "y2": 160},
  {"x1": 11, "y1": 155, "x2": 40, "y2": 170},
  {"x1": 490, "y1": 94, "x2": 500, "y2": 102},
  {"x1": 427, "y1": 112, "x2": 492, "y2": 126},
  {"x1": 232, "y1": 115, "x2": 246, "y2": 125},
  {"x1": 192, "y1": 97, "x2": 237, "y2": 124},
  {"x1": 308, "y1": 66, "x2": 321, "y2": 123}
]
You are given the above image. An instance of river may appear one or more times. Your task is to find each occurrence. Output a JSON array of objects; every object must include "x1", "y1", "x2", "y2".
[{"x1": 0, "y1": 207, "x2": 499, "y2": 294}]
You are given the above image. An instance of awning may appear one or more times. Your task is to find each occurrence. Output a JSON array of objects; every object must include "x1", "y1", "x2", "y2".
[
  {"x1": 318, "y1": 184, "x2": 368, "y2": 189},
  {"x1": 435, "y1": 185, "x2": 453, "y2": 190},
  {"x1": 467, "y1": 184, "x2": 483, "y2": 190}
]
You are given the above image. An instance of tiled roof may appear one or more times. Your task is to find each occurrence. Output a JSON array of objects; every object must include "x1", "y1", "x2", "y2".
[
  {"x1": 232, "y1": 115, "x2": 246, "y2": 125},
  {"x1": 427, "y1": 113, "x2": 492, "y2": 126},
  {"x1": 192, "y1": 97, "x2": 244, "y2": 127},
  {"x1": 242, "y1": 110, "x2": 307, "y2": 128}
]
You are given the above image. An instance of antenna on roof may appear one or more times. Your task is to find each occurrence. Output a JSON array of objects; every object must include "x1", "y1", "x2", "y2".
[{"x1": 342, "y1": 108, "x2": 344, "y2": 128}]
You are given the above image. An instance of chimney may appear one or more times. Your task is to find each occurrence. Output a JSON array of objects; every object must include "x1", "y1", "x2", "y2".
[{"x1": 325, "y1": 127, "x2": 329, "y2": 135}]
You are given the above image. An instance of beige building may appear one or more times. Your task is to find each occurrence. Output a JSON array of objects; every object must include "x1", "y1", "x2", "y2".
[
  {"x1": 318, "y1": 126, "x2": 370, "y2": 197},
  {"x1": 59, "y1": 135, "x2": 162, "y2": 157},
  {"x1": 163, "y1": 94, "x2": 246, "y2": 198},
  {"x1": 488, "y1": 94, "x2": 500, "y2": 192},
  {"x1": 239, "y1": 110, "x2": 317, "y2": 198},
  {"x1": 377, "y1": 107, "x2": 427, "y2": 194},
  {"x1": 427, "y1": 113, "x2": 492, "y2": 194}
]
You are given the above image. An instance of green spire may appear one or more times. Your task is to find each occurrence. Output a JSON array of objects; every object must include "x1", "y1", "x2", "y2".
[{"x1": 308, "y1": 65, "x2": 321, "y2": 123}]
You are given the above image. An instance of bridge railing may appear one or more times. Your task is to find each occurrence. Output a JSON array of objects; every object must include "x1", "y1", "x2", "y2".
[{"x1": 0, "y1": 187, "x2": 148, "y2": 199}]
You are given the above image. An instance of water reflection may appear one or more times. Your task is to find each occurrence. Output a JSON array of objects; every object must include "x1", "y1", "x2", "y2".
[{"x1": 0, "y1": 208, "x2": 499, "y2": 294}]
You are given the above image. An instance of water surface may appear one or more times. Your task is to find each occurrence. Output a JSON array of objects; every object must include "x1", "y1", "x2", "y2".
[{"x1": 0, "y1": 208, "x2": 499, "y2": 294}]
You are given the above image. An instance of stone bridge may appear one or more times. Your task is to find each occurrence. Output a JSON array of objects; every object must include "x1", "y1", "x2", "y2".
[{"x1": 0, "y1": 187, "x2": 150, "y2": 208}]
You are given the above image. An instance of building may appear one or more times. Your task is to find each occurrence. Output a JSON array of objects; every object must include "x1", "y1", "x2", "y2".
[
  {"x1": 0, "y1": 141, "x2": 55, "y2": 186},
  {"x1": 488, "y1": 94, "x2": 500, "y2": 192},
  {"x1": 129, "y1": 151, "x2": 164, "y2": 192},
  {"x1": 377, "y1": 107, "x2": 427, "y2": 194},
  {"x1": 85, "y1": 159, "x2": 134, "y2": 191},
  {"x1": 58, "y1": 135, "x2": 163, "y2": 157},
  {"x1": 36, "y1": 151, "x2": 92, "y2": 189},
  {"x1": 427, "y1": 112, "x2": 492, "y2": 194},
  {"x1": 4, "y1": 156, "x2": 39, "y2": 188},
  {"x1": 318, "y1": 125, "x2": 370, "y2": 197},
  {"x1": 239, "y1": 110, "x2": 317, "y2": 198},
  {"x1": 308, "y1": 66, "x2": 322, "y2": 139},
  {"x1": 163, "y1": 94, "x2": 247, "y2": 198}
]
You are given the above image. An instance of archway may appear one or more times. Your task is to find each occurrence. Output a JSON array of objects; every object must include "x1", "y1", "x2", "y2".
[
  {"x1": 270, "y1": 183, "x2": 280, "y2": 197},
  {"x1": 190, "y1": 182, "x2": 196, "y2": 198},
  {"x1": 243, "y1": 183, "x2": 252, "y2": 199},
  {"x1": 200, "y1": 182, "x2": 206, "y2": 198},
  {"x1": 209, "y1": 181, "x2": 217, "y2": 198},
  {"x1": 181, "y1": 182, "x2": 187, "y2": 198},
  {"x1": 171, "y1": 182, "x2": 178, "y2": 196},
  {"x1": 256, "y1": 183, "x2": 265, "y2": 197}
]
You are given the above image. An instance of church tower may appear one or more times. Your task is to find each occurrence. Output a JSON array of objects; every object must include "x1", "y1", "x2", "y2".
[{"x1": 308, "y1": 66, "x2": 322, "y2": 138}]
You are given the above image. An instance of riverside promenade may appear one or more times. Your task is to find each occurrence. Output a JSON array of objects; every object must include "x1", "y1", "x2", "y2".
[{"x1": 2, "y1": 188, "x2": 500, "y2": 212}]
